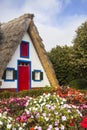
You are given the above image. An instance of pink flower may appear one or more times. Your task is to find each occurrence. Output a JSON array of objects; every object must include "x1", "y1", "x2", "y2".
[
  {"x1": 38, "y1": 126, "x2": 42, "y2": 130},
  {"x1": 16, "y1": 117, "x2": 20, "y2": 121},
  {"x1": 54, "y1": 121, "x2": 58, "y2": 126}
]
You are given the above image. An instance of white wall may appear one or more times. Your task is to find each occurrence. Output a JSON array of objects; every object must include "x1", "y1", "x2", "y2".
[{"x1": 1, "y1": 32, "x2": 50, "y2": 89}]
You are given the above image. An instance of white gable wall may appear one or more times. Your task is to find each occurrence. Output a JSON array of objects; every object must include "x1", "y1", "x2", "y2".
[
  {"x1": 1, "y1": 32, "x2": 50, "y2": 89},
  {"x1": 26, "y1": 33, "x2": 50, "y2": 88}
]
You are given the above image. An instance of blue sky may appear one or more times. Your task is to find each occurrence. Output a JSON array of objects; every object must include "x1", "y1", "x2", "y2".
[
  {"x1": 0, "y1": 0, "x2": 87, "y2": 51},
  {"x1": 61, "y1": 0, "x2": 87, "y2": 16}
]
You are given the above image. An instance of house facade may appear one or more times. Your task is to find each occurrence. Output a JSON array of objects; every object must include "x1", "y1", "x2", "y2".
[{"x1": 0, "y1": 14, "x2": 58, "y2": 92}]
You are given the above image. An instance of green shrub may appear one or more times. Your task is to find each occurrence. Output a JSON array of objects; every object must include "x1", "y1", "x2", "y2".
[
  {"x1": 0, "y1": 91, "x2": 11, "y2": 99},
  {"x1": 0, "y1": 91, "x2": 17, "y2": 99},
  {"x1": 69, "y1": 79, "x2": 87, "y2": 90},
  {"x1": 17, "y1": 86, "x2": 55, "y2": 98},
  {"x1": 0, "y1": 86, "x2": 55, "y2": 99}
]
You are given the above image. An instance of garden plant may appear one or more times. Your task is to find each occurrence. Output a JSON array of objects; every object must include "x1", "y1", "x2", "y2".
[{"x1": 0, "y1": 87, "x2": 87, "y2": 130}]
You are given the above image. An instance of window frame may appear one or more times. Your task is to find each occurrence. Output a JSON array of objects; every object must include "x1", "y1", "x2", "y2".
[
  {"x1": 20, "y1": 41, "x2": 29, "y2": 58},
  {"x1": 4, "y1": 68, "x2": 15, "y2": 81},
  {"x1": 2, "y1": 68, "x2": 17, "y2": 82},
  {"x1": 32, "y1": 70, "x2": 43, "y2": 82}
]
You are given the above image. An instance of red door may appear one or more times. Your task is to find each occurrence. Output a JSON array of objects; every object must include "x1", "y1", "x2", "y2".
[{"x1": 18, "y1": 62, "x2": 30, "y2": 91}]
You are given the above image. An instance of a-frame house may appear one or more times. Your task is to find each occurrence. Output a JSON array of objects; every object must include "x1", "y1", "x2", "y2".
[{"x1": 0, "y1": 14, "x2": 59, "y2": 92}]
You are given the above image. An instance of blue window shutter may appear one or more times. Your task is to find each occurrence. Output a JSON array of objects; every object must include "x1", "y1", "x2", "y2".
[
  {"x1": 32, "y1": 71, "x2": 35, "y2": 80},
  {"x1": 2, "y1": 70, "x2": 6, "y2": 80},
  {"x1": 40, "y1": 72, "x2": 43, "y2": 80},
  {"x1": 13, "y1": 70, "x2": 17, "y2": 80}
]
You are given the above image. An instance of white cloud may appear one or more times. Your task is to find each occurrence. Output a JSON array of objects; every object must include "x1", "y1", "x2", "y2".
[
  {"x1": 0, "y1": 0, "x2": 63, "y2": 24},
  {"x1": 37, "y1": 15, "x2": 87, "y2": 51},
  {"x1": 0, "y1": 0, "x2": 72, "y2": 24},
  {"x1": 20, "y1": 0, "x2": 63, "y2": 25},
  {"x1": 0, "y1": 0, "x2": 87, "y2": 51},
  {"x1": 0, "y1": 0, "x2": 21, "y2": 22}
]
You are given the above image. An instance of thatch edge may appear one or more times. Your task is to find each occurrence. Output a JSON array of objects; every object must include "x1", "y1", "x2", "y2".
[{"x1": 28, "y1": 21, "x2": 59, "y2": 89}]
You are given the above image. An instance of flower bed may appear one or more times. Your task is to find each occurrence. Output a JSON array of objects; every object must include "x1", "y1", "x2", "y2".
[
  {"x1": 0, "y1": 91, "x2": 87, "y2": 130},
  {"x1": 56, "y1": 86, "x2": 87, "y2": 105}
]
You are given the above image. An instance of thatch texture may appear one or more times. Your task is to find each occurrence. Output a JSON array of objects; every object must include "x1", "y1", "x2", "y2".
[
  {"x1": 0, "y1": 14, "x2": 59, "y2": 89},
  {"x1": 0, "y1": 14, "x2": 33, "y2": 78}
]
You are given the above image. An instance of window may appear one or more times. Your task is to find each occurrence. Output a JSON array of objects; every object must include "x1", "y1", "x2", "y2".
[
  {"x1": 35, "y1": 71, "x2": 41, "y2": 80},
  {"x1": 2, "y1": 68, "x2": 17, "y2": 81},
  {"x1": 6, "y1": 69, "x2": 13, "y2": 80},
  {"x1": 20, "y1": 41, "x2": 29, "y2": 58},
  {"x1": 32, "y1": 70, "x2": 43, "y2": 81}
]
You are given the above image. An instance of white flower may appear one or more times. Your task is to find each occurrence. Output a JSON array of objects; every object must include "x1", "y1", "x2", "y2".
[
  {"x1": 51, "y1": 106, "x2": 55, "y2": 110},
  {"x1": 55, "y1": 128, "x2": 59, "y2": 130},
  {"x1": 8, "y1": 117, "x2": 13, "y2": 123},
  {"x1": 48, "y1": 93, "x2": 51, "y2": 96},
  {"x1": 62, "y1": 116, "x2": 67, "y2": 121},
  {"x1": 0, "y1": 121, "x2": 3, "y2": 125},
  {"x1": 48, "y1": 125, "x2": 52, "y2": 128},
  {"x1": 61, "y1": 102, "x2": 64, "y2": 105},
  {"x1": 3, "y1": 111, "x2": 7, "y2": 116},
  {"x1": 29, "y1": 108, "x2": 32, "y2": 111},
  {"x1": 25, "y1": 100, "x2": 30, "y2": 106},
  {"x1": 0, "y1": 113, "x2": 2, "y2": 117},
  {"x1": 43, "y1": 93, "x2": 46, "y2": 96},
  {"x1": 29, "y1": 97, "x2": 33, "y2": 100},
  {"x1": 38, "y1": 126, "x2": 42, "y2": 130},
  {"x1": 23, "y1": 123, "x2": 26, "y2": 127},
  {"x1": 34, "y1": 101, "x2": 37, "y2": 104},
  {"x1": 56, "y1": 99, "x2": 59, "y2": 103},
  {"x1": 7, "y1": 124, "x2": 12, "y2": 129},
  {"x1": 48, "y1": 113, "x2": 51, "y2": 117},
  {"x1": 33, "y1": 107, "x2": 38, "y2": 111},
  {"x1": 76, "y1": 109, "x2": 82, "y2": 117},
  {"x1": 43, "y1": 98, "x2": 46, "y2": 102},
  {"x1": 54, "y1": 112, "x2": 58, "y2": 115},
  {"x1": 62, "y1": 98, "x2": 66, "y2": 102},
  {"x1": 34, "y1": 126, "x2": 38, "y2": 129},
  {"x1": 61, "y1": 125, "x2": 65, "y2": 130},
  {"x1": 39, "y1": 99, "x2": 42, "y2": 103},
  {"x1": 25, "y1": 109, "x2": 30, "y2": 114},
  {"x1": 45, "y1": 117, "x2": 49, "y2": 121},
  {"x1": 71, "y1": 116, "x2": 74, "y2": 119},
  {"x1": 67, "y1": 110, "x2": 71, "y2": 113},
  {"x1": 12, "y1": 128, "x2": 16, "y2": 130},
  {"x1": 71, "y1": 105, "x2": 77, "y2": 108},
  {"x1": 36, "y1": 113, "x2": 40, "y2": 118},
  {"x1": 41, "y1": 102, "x2": 46, "y2": 106},
  {"x1": 19, "y1": 127, "x2": 23, "y2": 130},
  {"x1": 31, "y1": 115, "x2": 34, "y2": 118},
  {"x1": 2, "y1": 116, "x2": 7, "y2": 119},
  {"x1": 47, "y1": 128, "x2": 51, "y2": 130},
  {"x1": 8, "y1": 117, "x2": 13, "y2": 121},
  {"x1": 63, "y1": 104, "x2": 71, "y2": 108},
  {"x1": 46, "y1": 104, "x2": 51, "y2": 109},
  {"x1": 42, "y1": 113, "x2": 46, "y2": 117}
]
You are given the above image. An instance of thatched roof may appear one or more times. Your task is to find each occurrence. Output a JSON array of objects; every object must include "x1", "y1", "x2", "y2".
[{"x1": 0, "y1": 14, "x2": 59, "y2": 89}]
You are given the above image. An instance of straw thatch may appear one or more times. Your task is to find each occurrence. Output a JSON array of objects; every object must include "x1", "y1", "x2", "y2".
[{"x1": 0, "y1": 14, "x2": 59, "y2": 89}]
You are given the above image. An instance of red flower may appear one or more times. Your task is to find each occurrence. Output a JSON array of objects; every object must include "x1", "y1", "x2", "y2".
[
  {"x1": 70, "y1": 118, "x2": 75, "y2": 126},
  {"x1": 80, "y1": 116, "x2": 87, "y2": 128},
  {"x1": 20, "y1": 119, "x2": 24, "y2": 123},
  {"x1": 30, "y1": 127, "x2": 34, "y2": 130}
]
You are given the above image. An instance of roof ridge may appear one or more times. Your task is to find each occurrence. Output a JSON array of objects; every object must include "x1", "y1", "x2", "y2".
[
  {"x1": 1, "y1": 13, "x2": 34, "y2": 28},
  {"x1": 17, "y1": 13, "x2": 34, "y2": 19}
]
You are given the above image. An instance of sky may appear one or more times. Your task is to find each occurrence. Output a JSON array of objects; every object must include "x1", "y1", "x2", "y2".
[{"x1": 0, "y1": 0, "x2": 87, "y2": 51}]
